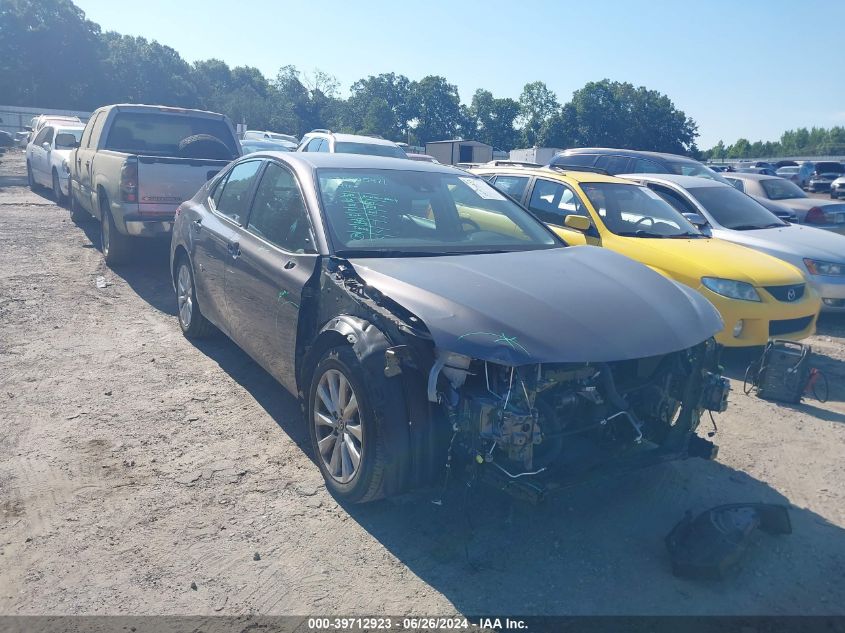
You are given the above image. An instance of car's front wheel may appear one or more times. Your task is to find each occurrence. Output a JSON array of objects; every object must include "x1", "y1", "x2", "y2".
[
  {"x1": 308, "y1": 347, "x2": 389, "y2": 503},
  {"x1": 26, "y1": 162, "x2": 35, "y2": 190},
  {"x1": 175, "y1": 256, "x2": 214, "y2": 338}
]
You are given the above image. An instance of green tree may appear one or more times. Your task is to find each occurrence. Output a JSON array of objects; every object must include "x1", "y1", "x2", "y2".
[
  {"x1": 518, "y1": 81, "x2": 560, "y2": 146},
  {"x1": 0, "y1": 0, "x2": 104, "y2": 108},
  {"x1": 564, "y1": 80, "x2": 698, "y2": 154},
  {"x1": 408, "y1": 76, "x2": 462, "y2": 144},
  {"x1": 727, "y1": 138, "x2": 751, "y2": 158},
  {"x1": 346, "y1": 73, "x2": 412, "y2": 140},
  {"x1": 467, "y1": 89, "x2": 520, "y2": 150}
]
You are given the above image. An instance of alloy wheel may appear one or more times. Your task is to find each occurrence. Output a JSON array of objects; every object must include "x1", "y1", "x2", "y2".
[
  {"x1": 177, "y1": 263, "x2": 194, "y2": 328},
  {"x1": 313, "y1": 368, "x2": 363, "y2": 483}
]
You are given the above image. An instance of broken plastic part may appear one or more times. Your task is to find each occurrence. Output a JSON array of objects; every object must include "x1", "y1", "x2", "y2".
[{"x1": 665, "y1": 503, "x2": 791, "y2": 580}]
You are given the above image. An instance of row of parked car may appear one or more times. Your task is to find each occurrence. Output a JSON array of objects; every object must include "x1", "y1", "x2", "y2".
[
  {"x1": 20, "y1": 102, "x2": 844, "y2": 504},
  {"x1": 711, "y1": 159, "x2": 845, "y2": 198}
]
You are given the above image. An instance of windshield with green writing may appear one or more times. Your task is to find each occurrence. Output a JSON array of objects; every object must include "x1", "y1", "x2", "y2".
[
  {"x1": 580, "y1": 182, "x2": 704, "y2": 238},
  {"x1": 316, "y1": 169, "x2": 560, "y2": 256}
]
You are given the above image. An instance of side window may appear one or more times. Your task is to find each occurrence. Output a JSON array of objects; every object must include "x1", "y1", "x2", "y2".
[
  {"x1": 246, "y1": 163, "x2": 315, "y2": 253},
  {"x1": 725, "y1": 178, "x2": 745, "y2": 192},
  {"x1": 33, "y1": 128, "x2": 50, "y2": 145},
  {"x1": 305, "y1": 138, "x2": 322, "y2": 152},
  {"x1": 80, "y1": 113, "x2": 99, "y2": 149},
  {"x1": 556, "y1": 153, "x2": 597, "y2": 167},
  {"x1": 527, "y1": 179, "x2": 586, "y2": 225},
  {"x1": 43, "y1": 127, "x2": 54, "y2": 145},
  {"x1": 649, "y1": 184, "x2": 697, "y2": 215},
  {"x1": 317, "y1": 139, "x2": 329, "y2": 152},
  {"x1": 595, "y1": 155, "x2": 632, "y2": 174},
  {"x1": 492, "y1": 175, "x2": 529, "y2": 201},
  {"x1": 632, "y1": 158, "x2": 670, "y2": 174},
  {"x1": 213, "y1": 160, "x2": 263, "y2": 223},
  {"x1": 89, "y1": 111, "x2": 108, "y2": 149}
]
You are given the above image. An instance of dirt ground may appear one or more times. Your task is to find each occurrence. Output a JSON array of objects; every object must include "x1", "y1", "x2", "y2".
[{"x1": 1, "y1": 148, "x2": 844, "y2": 616}]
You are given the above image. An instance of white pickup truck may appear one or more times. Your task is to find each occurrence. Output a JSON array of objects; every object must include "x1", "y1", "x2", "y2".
[{"x1": 69, "y1": 104, "x2": 240, "y2": 265}]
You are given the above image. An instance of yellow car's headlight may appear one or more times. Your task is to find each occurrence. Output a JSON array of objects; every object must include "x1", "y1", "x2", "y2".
[{"x1": 701, "y1": 277, "x2": 761, "y2": 302}]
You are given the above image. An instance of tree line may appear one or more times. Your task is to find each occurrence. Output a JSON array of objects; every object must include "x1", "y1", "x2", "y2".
[
  {"x1": 2, "y1": 0, "x2": 698, "y2": 153},
  {"x1": 705, "y1": 126, "x2": 845, "y2": 160}
]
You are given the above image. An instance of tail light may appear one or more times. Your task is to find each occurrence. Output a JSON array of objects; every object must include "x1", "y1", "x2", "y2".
[
  {"x1": 119, "y1": 157, "x2": 138, "y2": 203},
  {"x1": 806, "y1": 207, "x2": 827, "y2": 224}
]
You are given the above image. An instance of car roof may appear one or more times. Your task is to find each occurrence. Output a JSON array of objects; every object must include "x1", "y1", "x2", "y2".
[
  {"x1": 623, "y1": 173, "x2": 730, "y2": 188},
  {"x1": 557, "y1": 147, "x2": 696, "y2": 162},
  {"x1": 473, "y1": 165, "x2": 635, "y2": 185},
  {"x1": 247, "y1": 151, "x2": 463, "y2": 174},
  {"x1": 720, "y1": 172, "x2": 778, "y2": 182},
  {"x1": 328, "y1": 133, "x2": 400, "y2": 147}
]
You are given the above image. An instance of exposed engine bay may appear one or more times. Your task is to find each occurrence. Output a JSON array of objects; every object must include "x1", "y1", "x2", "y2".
[
  {"x1": 304, "y1": 255, "x2": 730, "y2": 502},
  {"x1": 427, "y1": 345, "x2": 729, "y2": 497}
]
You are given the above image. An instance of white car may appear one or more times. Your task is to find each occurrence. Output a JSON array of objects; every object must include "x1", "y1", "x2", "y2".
[
  {"x1": 830, "y1": 175, "x2": 845, "y2": 200},
  {"x1": 25, "y1": 123, "x2": 84, "y2": 203},
  {"x1": 623, "y1": 173, "x2": 845, "y2": 312}
]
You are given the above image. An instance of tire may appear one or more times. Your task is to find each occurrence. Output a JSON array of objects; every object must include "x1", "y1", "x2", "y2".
[
  {"x1": 26, "y1": 162, "x2": 35, "y2": 190},
  {"x1": 52, "y1": 169, "x2": 66, "y2": 205},
  {"x1": 99, "y1": 193, "x2": 131, "y2": 266},
  {"x1": 308, "y1": 347, "x2": 390, "y2": 503},
  {"x1": 174, "y1": 256, "x2": 214, "y2": 338}
]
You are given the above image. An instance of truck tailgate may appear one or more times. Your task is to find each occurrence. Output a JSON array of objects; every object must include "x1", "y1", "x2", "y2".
[{"x1": 136, "y1": 156, "x2": 230, "y2": 215}]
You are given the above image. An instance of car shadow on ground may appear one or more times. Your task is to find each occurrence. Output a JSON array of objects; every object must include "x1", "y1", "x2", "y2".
[
  {"x1": 190, "y1": 333, "x2": 310, "y2": 451},
  {"x1": 342, "y1": 457, "x2": 845, "y2": 615},
  {"x1": 73, "y1": 213, "x2": 178, "y2": 316}
]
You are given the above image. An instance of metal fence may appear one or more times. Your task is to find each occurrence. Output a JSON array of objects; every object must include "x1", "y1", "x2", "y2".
[{"x1": 0, "y1": 105, "x2": 92, "y2": 135}]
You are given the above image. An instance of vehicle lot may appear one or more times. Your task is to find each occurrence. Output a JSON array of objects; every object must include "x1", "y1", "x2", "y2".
[{"x1": 1, "y1": 148, "x2": 844, "y2": 615}]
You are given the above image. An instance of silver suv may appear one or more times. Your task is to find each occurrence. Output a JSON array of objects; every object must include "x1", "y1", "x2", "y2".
[{"x1": 297, "y1": 129, "x2": 407, "y2": 159}]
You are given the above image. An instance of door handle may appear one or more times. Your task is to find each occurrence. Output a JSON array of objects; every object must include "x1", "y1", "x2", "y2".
[
  {"x1": 191, "y1": 218, "x2": 202, "y2": 231},
  {"x1": 283, "y1": 260, "x2": 296, "y2": 270},
  {"x1": 227, "y1": 241, "x2": 240, "y2": 259}
]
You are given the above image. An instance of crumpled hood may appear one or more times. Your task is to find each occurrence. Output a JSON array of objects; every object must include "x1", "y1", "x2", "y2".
[
  {"x1": 348, "y1": 247, "x2": 723, "y2": 365},
  {"x1": 716, "y1": 223, "x2": 845, "y2": 264}
]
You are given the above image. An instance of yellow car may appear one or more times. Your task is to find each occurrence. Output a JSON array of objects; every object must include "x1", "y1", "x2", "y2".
[{"x1": 470, "y1": 164, "x2": 821, "y2": 347}]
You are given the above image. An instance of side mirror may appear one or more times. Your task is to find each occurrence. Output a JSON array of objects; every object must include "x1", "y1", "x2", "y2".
[
  {"x1": 24, "y1": 126, "x2": 32, "y2": 132},
  {"x1": 42, "y1": 142, "x2": 51, "y2": 151},
  {"x1": 683, "y1": 212, "x2": 708, "y2": 228},
  {"x1": 564, "y1": 215, "x2": 592, "y2": 231}
]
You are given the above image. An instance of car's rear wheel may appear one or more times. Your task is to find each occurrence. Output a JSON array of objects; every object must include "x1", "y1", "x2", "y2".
[
  {"x1": 175, "y1": 257, "x2": 214, "y2": 338},
  {"x1": 52, "y1": 169, "x2": 66, "y2": 205},
  {"x1": 308, "y1": 347, "x2": 388, "y2": 503},
  {"x1": 99, "y1": 193, "x2": 131, "y2": 266}
]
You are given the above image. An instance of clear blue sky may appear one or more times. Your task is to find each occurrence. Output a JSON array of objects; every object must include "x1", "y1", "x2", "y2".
[{"x1": 74, "y1": 0, "x2": 845, "y2": 148}]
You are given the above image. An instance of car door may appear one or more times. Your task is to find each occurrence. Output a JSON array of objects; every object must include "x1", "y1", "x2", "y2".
[
  {"x1": 193, "y1": 159, "x2": 264, "y2": 334},
  {"x1": 75, "y1": 111, "x2": 102, "y2": 213},
  {"x1": 224, "y1": 160, "x2": 319, "y2": 393},
  {"x1": 31, "y1": 127, "x2": 52, "y2": 184},
  {"x1": 525, "y1": 178, "x2": 598, "y2": 245}
]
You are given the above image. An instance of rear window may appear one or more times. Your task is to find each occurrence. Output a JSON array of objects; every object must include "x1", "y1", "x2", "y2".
[
  {"x1": 334, "y1": 142, "x2": 407, "y2": 159},
  {"x1": 815, "y1": 162, "x2": 844, "y2": 174},
  {"x1": 104, "y1": 112, "x2": 238, "y2": 159}
]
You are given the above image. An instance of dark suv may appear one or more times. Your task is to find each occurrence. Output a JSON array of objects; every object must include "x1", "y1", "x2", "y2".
[{"x1": 550, "y1": 148, "x2": 729, "y2": 183}]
